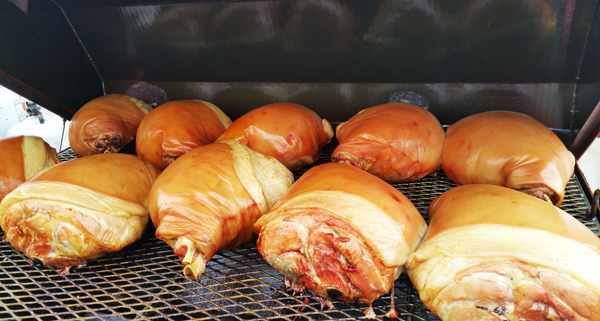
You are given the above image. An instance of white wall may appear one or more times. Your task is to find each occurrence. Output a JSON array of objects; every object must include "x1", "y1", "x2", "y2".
[
  {"x1": 0, "y1": 86, "x2": 21, "y2": 136},
  {"x1": 0, "y1": 85, "x2": 70, "y2": 151},
  {"x1": 579, "y1": 138, "x2": 600, "y2": 193}
]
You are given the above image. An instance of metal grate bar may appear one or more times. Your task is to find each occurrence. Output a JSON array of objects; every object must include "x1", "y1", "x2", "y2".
[{"x1": 1, "y1": 143, "x2": 597, "y2": 320}]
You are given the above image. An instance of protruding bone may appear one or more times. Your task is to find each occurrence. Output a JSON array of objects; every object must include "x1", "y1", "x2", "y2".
[{"x1": 174, "y1": 237, "x2": 206, "y2": 280}]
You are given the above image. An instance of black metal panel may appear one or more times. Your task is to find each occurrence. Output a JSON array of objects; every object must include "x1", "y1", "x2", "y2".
[
  {"x1": 0, "y1": 0, "x2": 598, "y2": 132},
  {"x1": 0, "y1": 0, "x2": 103, "y2": 118},
  {"x1": 54, "y1": 0, "x2": 267, "y2": 7},
  {"x1": 574, "y1": 0, "x2": 600, "y2": 135},
  {"x1": 580, "y1": 0, "x2": 600, "y2": 83},
  {"x1": 62, "y1": 0, "x2": 594, "y2": 84}
]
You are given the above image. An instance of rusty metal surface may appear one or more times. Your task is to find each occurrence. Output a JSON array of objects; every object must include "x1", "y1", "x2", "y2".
[{"x1": 0, "y1": 143, "x2": 597, "y2": 321}]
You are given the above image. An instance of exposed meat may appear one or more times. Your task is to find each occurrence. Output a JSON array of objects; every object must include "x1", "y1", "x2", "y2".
[
  {"x1": 255, "y1": 163, "x2": 427, "y2": 318},
  {"x1": 0, "y1": 136, "x2": 60, "y2": 202},
  {"x1": 407, "y1": 184, "x2": 600, "y2": 321},
  {"x1": 136, "y1": 100, "x2": 231, "y2": 170},
  {"x1": 0, "y1": 154, "x2": 160, "y2": 273},
  {"x1": 69, "y1": 94, "x2": 152, "y2": 156},
  {"x1": 217, "y1": 103, "x2": 333, "y2": 171},
  {"x1": 442, "y1": 111, "x2": 575, "y2": 206},
  {"x1": 148, "y1": 140, "x2": 293, "y2": 279},
  {"x1": 518, "y1": 186, "x2": 558, "y2": 204},
  {"x1": 332, "y1": 103, "x2": 445, "y2": 182},
  {"x1": 94, "y1": 134, "x2": 123, "y2": 153}
]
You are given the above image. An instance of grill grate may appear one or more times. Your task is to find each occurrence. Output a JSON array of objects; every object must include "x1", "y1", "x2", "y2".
[{"x1": 1, "y1": 143, "x2": 598, "y2": 320}]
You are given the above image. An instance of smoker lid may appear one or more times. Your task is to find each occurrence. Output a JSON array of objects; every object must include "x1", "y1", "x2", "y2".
[{"x1": 0, "y1": 0, "x2": 599, "y2": 142}]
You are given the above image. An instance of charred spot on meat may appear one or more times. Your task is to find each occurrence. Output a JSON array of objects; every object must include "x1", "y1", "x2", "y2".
[
  {"x1": 110, "y1": 136, "x2": 122, "y2": 150},
  {"x1": 493, "y1": 306, "x2": 507, "y2": 315},
  {"x1": 326, "y1": 289, "x2": 343, "y2": 299},
  {"x1": 476, "y1": 306, "x2": 488, "y2": 311},
  {"x1": 94, "y1": 135, "x2": 123, "y2": 153},
  {"x1": 95, "y1": 138, "x2": 107, "y2": 152}
]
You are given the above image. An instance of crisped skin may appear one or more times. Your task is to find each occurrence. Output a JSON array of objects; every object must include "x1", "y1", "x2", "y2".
[
  {"x1": 255, "y1": 163, "x2": 427, "y2": 307},
  {"x1": 148, "y1": 140, "x2": 293, "y2": 280},
  {"x1": 217, "y1": 103, "x2": 333, "y2": 171},
  {"x1": 0, "y1": 136, "x2": 60, "y2": 202},
  {"x1": 333, "y1": 103, "x2": 445, "y2": 182},
  {"x1": 407, "y1": 184, "x2": 600, "y2": 321},
  {"x1": 69, "y1": 94, "x2": 151, "y2": 156},
  {"x1": 0, "y1": 154, "x2": 160, "y2": 273},
  {"x1": 442, "y1": 111, "x2": 575, "y2": 205},
  {"x1": 136, "y1": 100, "x2": 231, "y2": 170}
]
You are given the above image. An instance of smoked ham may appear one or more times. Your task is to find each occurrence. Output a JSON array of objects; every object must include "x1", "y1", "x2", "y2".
[
  {"x1": 136, "y1": 100, "x2": 231, "y2": 170},
  {"x1": 254, "y1": 163, "x2": 427, "y2": 317},
  {"x1": 216, "y1": 103, "x2": 334, "y2": 171},
  {"x1": 332, "y1": 103, "x2": 445, "y2": 182},
  {"x1": 148, "y1": 140, "x2": 293, "y2": 280},
  {"x1": 0, "y1": 136, "x2": 60, "y2": 202},
  {"x1": 442, "y1": 111, "x2": 575, "y2": 205},
  {"x1": 0, "y1": 153, "x2": 160, "y2": 273},
  {"x1": 69, "y1": 94, "x2": 152, "y2": 156},
  {"x1": 407, "y1": 184, "x2": 600, "y2": 321}
]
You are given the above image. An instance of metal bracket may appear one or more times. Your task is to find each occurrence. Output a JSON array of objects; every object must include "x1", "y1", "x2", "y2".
[{"x1": 587, "y1": 189, "x2": 600, "y2": 220}]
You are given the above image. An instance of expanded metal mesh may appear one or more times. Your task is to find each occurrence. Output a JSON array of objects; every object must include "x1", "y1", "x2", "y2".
[{"x1": 0, "y1": 144, "x2": 597, "y2": 320}]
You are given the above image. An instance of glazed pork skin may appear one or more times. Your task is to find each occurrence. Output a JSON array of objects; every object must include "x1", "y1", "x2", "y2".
[
  {"x1": 148, "y1": 140, "x2": 293, "y2": 280},
  {"x1": 442, "y1": 111, "x2": 575, "y2": 205},
  {"x1": 407, "y1": 184, "x2": 600, "y2": 321},
  {"x1": 216, "y1": 103, "x2": 333, "y2": 171},
  {"x1": 254, "y1": 163, "x2": 427, "y2": 305},
  {"x1": 0, "y1": 136, "x2": 60, "y2": 202},
  {"x1": 332, "y1": 103, "x2": 445, "y2": 182},
  {"x1": 0, "y1": 154, "x2": 160, "y2": 273},
  {"x1": 69, "y1": 94, "x2": 152, "y2": 156},
  {"x1": 136, "y1": 100, "x2": 232, "y2": 170}
]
